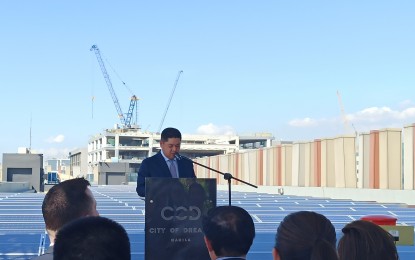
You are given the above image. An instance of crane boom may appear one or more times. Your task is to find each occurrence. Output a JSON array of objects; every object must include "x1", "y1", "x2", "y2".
[
  {"x1": 158, "y1": 70, "x2": 183, "y2": 132},
  {"x1": 336, "y1": 90, "x2": 352, "y2": 134},
  {"x1": 90, "y1": 45, "x2": 137, "y2": 128},
  {"x1": 125, "y1": 95, "x2": 138, "y2": 127}
]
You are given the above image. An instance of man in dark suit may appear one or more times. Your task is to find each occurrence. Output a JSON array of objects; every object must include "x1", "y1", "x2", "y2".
[
  {"x1": 136, "y1": 127, "x2": 196, "y2": 197},
  {"x1": 202, "y1": 206, "x2": 255, "y2": 260},
  {"x1": 33, "y1": 178, "x2": 99, "y2": 260}
]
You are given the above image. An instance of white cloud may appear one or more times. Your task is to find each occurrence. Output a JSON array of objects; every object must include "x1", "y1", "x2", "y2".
[
  {"x1": 288, "y1": 117, "x2": 318, "y2": 127},
  {"x1": 287, "y1": 104, "x2": 415, "y2": 138},
  {"x1": 399, "y1": 99, "x2": 413, "y2": 108},
  {"x1": 46, "y1": 134, "x2": 65, "y2": 143},
  {"x1": 352, "y1": 106, "x2": 415, "y2": 122},
  {"x1": 196, "y1": 123, "x2": 235, "y2": 135},
  {"x1": 400, "y1": 107, "x2": 415, "y2": 119},
  {"x1": 352, "y1": 107, "x2": 392, "y2": 122},
  {"x1": 35, "y1": 147, "x2": 74, "y2": 159}
]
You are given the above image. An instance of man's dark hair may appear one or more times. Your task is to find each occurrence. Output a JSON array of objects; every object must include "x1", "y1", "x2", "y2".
[
  {"x1": 161, "y1": 127, "x2": 182, "y2": 141},
  {"x1": 42, "y1": 178, "x2": 93, "y2": 231},
  {"x1": 54, "y1": 216, "x2": 131, "y2": 260},
  {"x1": 202, "y1": 205, "x2": 255, "y2": 257}
]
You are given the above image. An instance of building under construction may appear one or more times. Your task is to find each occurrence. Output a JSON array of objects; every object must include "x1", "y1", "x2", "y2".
[
  {"x1": 85, "y1": 126, "x2": 275, "y2": 185},
  {"x1": 84, "y1": 45, "x2": 275, "y2": 184}
]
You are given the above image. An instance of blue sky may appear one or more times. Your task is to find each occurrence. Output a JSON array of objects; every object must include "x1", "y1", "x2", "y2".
[{"x1": 1, "y1": 1, "x2": 414, "y2": 161}]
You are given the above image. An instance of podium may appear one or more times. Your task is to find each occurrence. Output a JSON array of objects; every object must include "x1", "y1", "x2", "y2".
[{"x1": 145, "y1": 178, "x2": 217, "y2": 260}]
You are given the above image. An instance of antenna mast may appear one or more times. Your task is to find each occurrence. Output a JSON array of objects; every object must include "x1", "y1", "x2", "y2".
[{"x1": 29, "y1": 114, "x2": 32, "y2": 153}]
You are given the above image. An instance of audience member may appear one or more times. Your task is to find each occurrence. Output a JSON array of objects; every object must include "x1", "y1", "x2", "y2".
[
  {"x1": 54, "y1": 216, "x2": 130, "y2": 260},
  {"x1": 337, "y1": 220, "x2": 398, "y2": 260},
  {"x1": 273, "y1": 211, "x2": 338, "y2": 260},
  {"x1": 202, "y1": 205, "x2": 255, "y2": 260},
  {"x1": 33, "y1": 178, "x2": 98, "y2": 260}
]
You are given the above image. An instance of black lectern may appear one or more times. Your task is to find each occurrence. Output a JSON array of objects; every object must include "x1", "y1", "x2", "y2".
[{"x1": 144, "y1": 178, "x2": 217, "y2": 260}]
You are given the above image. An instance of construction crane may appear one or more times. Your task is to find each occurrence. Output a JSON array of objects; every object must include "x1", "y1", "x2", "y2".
[
  {"x1": 90, "y1": 45, "x2": 138, "y2": 128},
  {"x1": 158, "y1": 70, "x2": 183, "y2": 132},
  {"x1": 336, "y1": 90, "x2": 354, "y2": 135}
]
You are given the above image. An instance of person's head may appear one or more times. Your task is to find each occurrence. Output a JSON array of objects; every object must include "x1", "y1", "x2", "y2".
[
  {"x1": 54, "y1": 216, "x2": 131, "y2": 260},
  {"x1": 273, "y1": 211, "x2": 337, "y2": 260},
  {"x1": 202, "y1": 206, "x2": 255, "y2": 259},
  {"x1": 160, "y1": 127, "x2": 182, "y2": 159},
  {"x1": 337, "y1": 220, "x2": 398, "y2": 260},
  {"x1": 42, "y1": 178, "x2": 98, "y2": 243}
]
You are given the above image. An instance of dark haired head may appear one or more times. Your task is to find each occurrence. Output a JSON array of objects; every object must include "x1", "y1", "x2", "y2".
[
  {"x1": 161, "y1": 127, "x2": 182, "y2": 141},
  {"x1": 273, "y1": 211, "x2": 337, "y2": 260},
  {"x1": 42, "y1": 178, "x2": 97, "y2": 232},
  {"x1": 338, "y1": 220, "x2": 398, "y2": 260},
  {"x1": 202, "y1": 206, "x2": 255, "y2": 257},
  {"x1": 54, "y1": 216, "x2": 131, "y2": 260},
  {"x1": 160, "y1": 127, "x2": 182, "y2": 160}
]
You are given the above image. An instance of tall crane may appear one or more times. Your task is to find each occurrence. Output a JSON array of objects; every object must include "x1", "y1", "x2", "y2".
[
  {"x1": 158, "y1": 70, "x2": 183, "y2": 132},
  {"x1": 90, "y1": 45, "x2": 138, "y2": 128},
  {"x1": 336, "y1": 90, "x2": 354, "y2": 135}
]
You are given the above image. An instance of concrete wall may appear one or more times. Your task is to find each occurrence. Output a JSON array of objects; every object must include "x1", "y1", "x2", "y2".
[
  {"x1": 291, "y1": 142, "x2": 304, "y2": 187},
  {"x1": 193, "y1": 123, "x2": 415, "y2": 195},
  {"x1": 281, "y1": 144, "x2": 293, "y2": 186},
  {"x1": 379, "y1": 128, "x2": 402, "y2": 189},
  {"x1": 334, "y1": 135, "x2": 357, "y2": 188},
  {"x1": 69, "y1": 147, "x2": 88, "y2": 178},
  {"x1": 194, "y1": 157, "x2": 209, "y2": 178},
  {"x1": 359, "y1": 132, "x2": 371, "y2": 188},
  {"x1": 0, "y1": 182, "x2": 31, "y2": 192},
  {"x1": 2, "y1": 153, "x2": 44, "y2": 192},
  {"x1": 321, "y1": 137, "x2": 335, "y2": 187},
  {"x1": 403, "y1": 124, "x2": 415, "y2": 190},
  {"x1": 368, "y1": 129, "x2": 402, "y2": 189},
  {"x1": 97, "y1": 162, "x2": 130, "y2": 185},
  {"x1": 262, "y1": 147, "x2": 276, "y2": 186}
]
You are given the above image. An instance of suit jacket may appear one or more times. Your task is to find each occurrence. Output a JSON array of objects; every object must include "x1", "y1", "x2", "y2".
[
  {"x1": 136, "y1": 152, "x2": 196, "y2": 197},
  {"x1": 31, "y1": 246, "x2": 53, "y2": 260}
]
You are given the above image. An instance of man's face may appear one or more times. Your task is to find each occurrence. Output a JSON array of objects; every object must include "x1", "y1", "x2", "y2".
[
  {"x1": 160, "y1": 137, "x2": 181, "y2": 160},
  {"x1": 86, "y1": 187, "x2": 99, "y2": 216}
]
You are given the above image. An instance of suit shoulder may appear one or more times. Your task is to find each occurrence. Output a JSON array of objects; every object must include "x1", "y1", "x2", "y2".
[{"x1": 142, "y1": 153, "x2": 159, "y2": 161}]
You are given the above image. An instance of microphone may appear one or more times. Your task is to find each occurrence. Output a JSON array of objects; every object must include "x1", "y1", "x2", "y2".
[{"x1": 175, "y1": 153, "x2": 190, "y2": 161}]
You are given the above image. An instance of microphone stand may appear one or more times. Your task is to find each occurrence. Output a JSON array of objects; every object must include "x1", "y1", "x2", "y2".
[{"x1": 177, "y1": 155, "x2": 257, "y2": 206}]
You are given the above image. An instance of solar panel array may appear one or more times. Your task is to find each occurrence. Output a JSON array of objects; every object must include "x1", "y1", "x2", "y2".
[{"x1": 0, "y1": 185, "x2": 414, "y2": 259}]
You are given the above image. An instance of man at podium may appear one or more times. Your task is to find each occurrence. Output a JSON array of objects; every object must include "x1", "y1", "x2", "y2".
[{"x1": 136, "y1": 127, "x2": 196, "y2": 197}]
